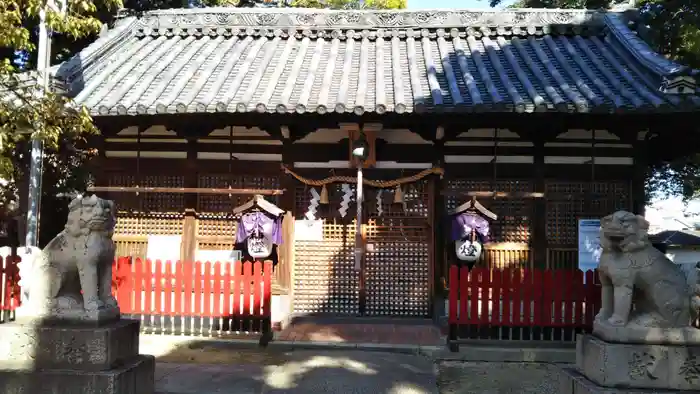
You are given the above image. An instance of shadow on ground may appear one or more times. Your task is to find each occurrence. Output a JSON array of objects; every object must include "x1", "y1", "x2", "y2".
[{"x1": 150, "y1": 338, "x2": 439, "y2": 394}]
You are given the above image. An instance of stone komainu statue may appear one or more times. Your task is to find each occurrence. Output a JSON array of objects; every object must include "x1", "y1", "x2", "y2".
[
  {"x1": 597, "y1": 210, "x2": 700, "y2": 329},
  {"x1": 18, "y1": 195, "x2": 119, "y2": 321}
]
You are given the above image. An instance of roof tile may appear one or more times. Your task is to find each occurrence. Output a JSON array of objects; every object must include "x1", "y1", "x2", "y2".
[{"x1": 55, "y1": 8, "x2": 700, "y2": 116}]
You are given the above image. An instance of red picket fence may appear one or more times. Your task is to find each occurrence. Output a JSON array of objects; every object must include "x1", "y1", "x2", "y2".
[
  {"x1": 0, "y1": 255, "x2": 20, "y2": 323},
  {"x1": 112, "y1": 258, "x2": 273, "y2": 340},
  {"x1": 1, "y1": 256, "x2": 273, "y2": 343},
  {"x1": 447, "y1": 266, "x2": 601, "y2": 351}
]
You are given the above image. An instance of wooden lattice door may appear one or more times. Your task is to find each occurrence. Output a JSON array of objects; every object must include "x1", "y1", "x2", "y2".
[
  {"x1": 292, "y1": 181, "x2": 432, "y2": 317},
  {"x1": 364, "y1": 180, "x2": 431, "y2": 317}
]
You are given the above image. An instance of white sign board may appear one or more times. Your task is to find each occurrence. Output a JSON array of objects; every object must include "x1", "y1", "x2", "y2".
[
  {"x1": 578, "y1": 219, "x2": 602, "y2": 272},
  {"x1": 146, "y1": 235, "x2": 181, "y2": 262},
  {"x1": 294, "y1": 219, "x2": 324, "y2": 242},
  {"x1": 195, "y1": 249, "x2": 242, "y2": 263}
]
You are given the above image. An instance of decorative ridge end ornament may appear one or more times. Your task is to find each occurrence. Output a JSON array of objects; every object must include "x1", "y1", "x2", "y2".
[
  {"x1": 594, "y1": 210, "x2": 700, "y2": 344},
  {"x1": 17, "y1": 195, "x2": 120, "y2": 323},
  {"x1": 132, "y1": 7, "x2": 607, "y2": 32},
  {"x1": 660, "y1": 66, "x2": 699, "y2": 95}
]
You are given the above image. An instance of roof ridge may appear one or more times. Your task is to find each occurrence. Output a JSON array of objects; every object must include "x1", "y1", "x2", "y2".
[
  {"x1": 131, "y1": 7, "x2": 607, "y2": 31},
  {"x1": 54, "y1": 16, "x2": 139, "y2": 87},
  {"x1": 604, "y1": 13, "x2": 699, "y2": 95}
]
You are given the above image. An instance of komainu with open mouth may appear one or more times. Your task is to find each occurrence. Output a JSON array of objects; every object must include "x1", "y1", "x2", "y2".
[
  {"x1": 597, "y1": 210, "x2": 700, "y2": 328},
  {"x1": 18, "y1": 195, "x2": 119, "y2": 321}
]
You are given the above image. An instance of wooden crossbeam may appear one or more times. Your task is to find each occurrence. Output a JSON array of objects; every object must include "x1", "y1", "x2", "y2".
[
  {"x1": 441, "y1": 190, "x2": 545, "y2": 198},
  {"x1": 87, "y1": 186, "x2": 284, "y2": 195}
]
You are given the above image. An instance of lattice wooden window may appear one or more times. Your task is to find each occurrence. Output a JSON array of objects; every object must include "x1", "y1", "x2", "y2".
[
  {"x1": 113, "y1": 212, "x2": 184, "y2": 259},
  {"x1": 545, "y1": 181, "x2": 630, "y2": 246},
  {"x1": 114, "y1": 213, "x2": 183, "y2": 236},
  {"x1": 197, "y1": 214, "x2": 236, "y2": 251},
  {"x1": 445, "y1": 179, "x2": 534, "y2": 244},
  {"x1": 368, "y1": 180, "x2": 430, "y2": 219},
  {"x1": 293, "y1": 222, "x2": 359, "y2": 315},
  {"x1": 106, "y1": 173, "x2": 184, "y2": 212},
  {"x1": 365, "y1": 218, "x2": 430, "y2": 316},
  {"x1": 197, "y1": 174, "x2": 280, "y2": 214}
]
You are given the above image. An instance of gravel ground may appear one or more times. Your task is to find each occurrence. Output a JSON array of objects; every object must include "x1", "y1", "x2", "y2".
[{"x1": 436, "y1": 361, "x2": 561, "y2": 394}]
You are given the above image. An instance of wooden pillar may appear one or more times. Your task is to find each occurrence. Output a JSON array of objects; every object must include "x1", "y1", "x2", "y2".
[
  {"x1": 532, "y1": 138, "x2": 547, "y2": 269},
  {"x1": 276, "y1": 126, "x2": 296, "y2": 294},
  {"x1": 89, "y1": 134, "x2": 107, "y2": 198},
  {"x1": 181, "y1": 138, "x2": 198, "y2": 263},
  {"x1": 631, "y1": 136, "x2": 648, "y2": 216},
  {"x1": 430, "y1": 130, "x2": 445, "y2": 309}
]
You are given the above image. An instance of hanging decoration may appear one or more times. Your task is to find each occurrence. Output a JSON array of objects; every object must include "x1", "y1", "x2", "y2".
[
  {"x1": 339, "y1": 184, "x2": 352, "y2": 218},
  {"x1": 305, "y1": 188, "x2": 320, "y2": 221},
  {"x1": 393, "y1": 185, "x2": 404, "y2": 204},
  {"x1": 376, "y1": 189, "x2": 384, "y2": 217},
  {"x1": 450, "y1": 197, "x2": 498, "y2": 264},
  {"x1": 232, "y1": 195, "x2": 285, "y2": 261},
  {"x1": 281, "y1": 165, "x2": 443, "y2": 188},
  {"x1": 320, "y1": 185, "x2": 329, "y2": 204}
]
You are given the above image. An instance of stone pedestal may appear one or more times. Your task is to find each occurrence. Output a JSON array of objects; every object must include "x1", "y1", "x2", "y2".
[
  {"x1": 558, "y1": 334, "x2": 700, "y2": 393},
  {"x1": 0, "y1": 319, "x2": 155, "y2": 394}
]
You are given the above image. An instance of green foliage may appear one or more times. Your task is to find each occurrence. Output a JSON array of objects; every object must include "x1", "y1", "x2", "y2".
[{"x1": 0, "y1": 0, "x2": 124, "y2": 183}]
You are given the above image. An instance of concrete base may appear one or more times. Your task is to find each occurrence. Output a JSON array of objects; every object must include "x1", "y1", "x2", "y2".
[
  {"x1": 558, "y1": 367, "x2": 700, "y2": 393},
  {"x1": 593, "y1": 320, "x2": 700, "y2": 345},
  {"x1": 0, "y1": 354, "x2": 155, "y2": 394},
  {"x1": 271, "y1": 295, "x2": 291, "y2": 330},
  {"x1": 577, "y1": 334, "x2": 700, "y2": 391},
  {"x1": 0, "y1": 319, "x2": 140, "y2": 371}
]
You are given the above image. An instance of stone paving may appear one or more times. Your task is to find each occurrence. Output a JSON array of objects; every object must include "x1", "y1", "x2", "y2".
[
  {"x1": 436, "y1": 361, "x2": 561, "y2": 394},
  {"x1": 276, "y1": 319, "x2": 444, "y2": 346},
  {"x1": 145, "y1": 336, "x2": 572, "y2": 394},
  {"x1": 155, "y1": 349, "x2": 438, "y2": 394}
]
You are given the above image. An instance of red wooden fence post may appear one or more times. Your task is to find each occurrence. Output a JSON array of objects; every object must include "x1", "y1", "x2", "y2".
[
  {"x1": 242, "y1": 261, "x2": 252, "y2": 332},
  {"x1": 262, "y1": 262, "x2": 272, "y2": 314},
  {"x1": 183, "y1": 260, "x2": 194, "y2": 317},
  {"x1": 502, "y1": 268, "x2": 512, "y2": 328},
  {"x1": 144, "y1": 259, "x2": 153, "y2": 315},
  {"x1": 163, "y1": 262, "x2": 173, "y2": 317},
  {"x1": 512, "y1": 269, "x2": 523, "y2": 327},
  {"x1": 154, "y1": 260, "x2": 163, "y2": 316},
  {"x1": 448, "y1": 266, "x2": 459, "y2": 324},
  {"x1": 117, "y1": 257, "x2": 133, "y2": 314},
  {"x1": 203, "y1": 261, "x2": 212, "y2": 318},
  {"x1": 193, "y1": 261, "x2": 203, "y2": 318},
  {"x1": 212, "y1": 262, "x2": 223, "y2": 319},
  {"x1": 492, "y1": 269, "x2": 503, "y2": 327},
  {"x1": 222, "y1": 261, "x2": 233, "y2": 332},
  {"x1": 253, "y1": 261, "x2": 262, "y2": 325}
]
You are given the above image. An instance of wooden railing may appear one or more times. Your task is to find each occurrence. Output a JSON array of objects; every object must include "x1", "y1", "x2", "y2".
[
  {"x1": 1, "y1": 256, "x2": 273, "y2": 343},
  {"x1": 447, "y1": 266, "x2": 601, "y2": 350},
  {"x1": 113, "y1": 258, "x2": 272, "y2": 339},
  {"x1": 112, "y1": 211, "x2": 293, "y2": 294}
]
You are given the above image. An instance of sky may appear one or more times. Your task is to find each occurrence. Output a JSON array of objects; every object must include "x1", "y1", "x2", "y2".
[
  {"x1": 646, "y1": 196, "x2": 700, "y2": 233},
  {"x1": 407, "y1": 0, "x2": 516, "y2": 9}
]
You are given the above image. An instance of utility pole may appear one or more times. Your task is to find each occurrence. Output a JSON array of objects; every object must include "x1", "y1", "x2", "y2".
[{"x1": 25, "y1": 0, "x2": 65, "y2": 247}]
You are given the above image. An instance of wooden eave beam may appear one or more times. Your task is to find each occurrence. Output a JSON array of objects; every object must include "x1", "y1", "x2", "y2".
[
  {"x1": 440, "y1": 190, "x2": 545, "y2": 198},
  {"x1": 87, "y1": 186, "x2": 284, "y2": 195}
]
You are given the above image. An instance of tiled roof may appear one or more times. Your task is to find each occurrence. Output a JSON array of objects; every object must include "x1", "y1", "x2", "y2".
[
  {"x1": 651, "y1": 230, "x2": 700, "y2": 247},
  {"x1": 54, "y1": 8, "x2": 700, "y2": 116}
]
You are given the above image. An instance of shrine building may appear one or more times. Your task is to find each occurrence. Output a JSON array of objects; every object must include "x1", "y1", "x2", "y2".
[{"x1": 53, "y1": 7, "x2": 700, "y2": 318}]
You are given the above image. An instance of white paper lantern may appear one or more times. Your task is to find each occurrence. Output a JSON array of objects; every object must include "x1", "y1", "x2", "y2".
[{"x1": 455, "y1": 239, "x2": 482, "y2": 262}]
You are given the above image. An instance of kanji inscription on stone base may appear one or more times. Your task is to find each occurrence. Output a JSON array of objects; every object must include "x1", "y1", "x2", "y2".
[
  {"x1": 559, "y1": 211, "x2": 700, "y2": 393},
  {"x1": 0, "y1": 196, "x2": 155, "y2": 394}
]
